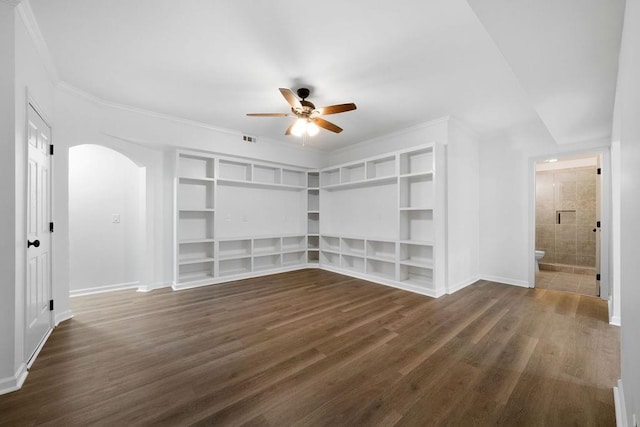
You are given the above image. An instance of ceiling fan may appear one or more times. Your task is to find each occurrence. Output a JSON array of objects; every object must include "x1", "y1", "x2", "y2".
[{"x1": 247, "y1": 88, "x2": 357, "y2": 136}]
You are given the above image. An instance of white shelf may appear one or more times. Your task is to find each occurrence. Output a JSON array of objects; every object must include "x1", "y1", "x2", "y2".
[
  {"x1": 341, "y1": 238, "x2": 365, "y2": 256},
  {"x1": 342, "y1": 254, "x2": 365, "y2": 273},
  {"x1": 366, "y1": 155, "x2": 396, "y2": 179},
  {"x1": 179, "y1": 176, "x2": 216, "y2": 183},
  {"x1": 179, "y1": 238, "x2": 215, "y2": 244},
  {"x1": 321, "y1": 175, "x2": 397, "y2": 191},
  {"x1": 178, "y1": 257, "x2": 215, "y2": 266},
  {"x1": 366, "y1": 258, "x2": 396, "y2": 281},
  {"x1": 254, "y1": 254, "x2": 281, "y2": 271},
  {"x1": 400, "y1": 148, "x2": 433, "y2": 175},
  {"x1": 283, "y1": 251, "x2": 306, "y2": 266},
  {"x1": 217, "y1": 178, "x2": 305, "y2": 191},
  {"x1": 178, "y1": 154, "x2": 215, "y2": 180}
]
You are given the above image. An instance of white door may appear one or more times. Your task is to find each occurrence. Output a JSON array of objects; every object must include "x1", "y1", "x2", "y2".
[
  {"x1": 25, "y1": 104, "x2": 53, "y2": 362},
  {"x1": 595, "y1": 155, "x2": 602, "y2": 298}
]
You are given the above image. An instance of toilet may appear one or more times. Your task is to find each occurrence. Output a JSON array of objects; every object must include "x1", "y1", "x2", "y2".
[{"x1": 535, "y1": 250, "x2": 545, "y2": 272}]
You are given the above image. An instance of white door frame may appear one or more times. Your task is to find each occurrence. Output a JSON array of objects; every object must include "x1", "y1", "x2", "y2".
[
  {"x1": 24, "y1": 92, "x2": 54, "y2": 367},
  {"x1": 528, "y1": 147, "x2": 611, "y2": 302}
]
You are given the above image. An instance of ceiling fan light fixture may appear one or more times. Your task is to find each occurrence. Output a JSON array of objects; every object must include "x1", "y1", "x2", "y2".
[
  {"x1": 291, "y1": 118, "x2": 319, "y2": 137},
  {"x1": 307, "y1": 121, "x2": 320, "y2": 136},
  {"x1": 291, "y1": 118, "x2": 307, "y2": 137}
]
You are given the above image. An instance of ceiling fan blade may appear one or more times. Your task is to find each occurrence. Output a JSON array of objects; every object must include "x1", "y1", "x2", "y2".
[
  {"x1": 313, "y1": 117, "x2": 343, "y2": 133},
  {"x1": 284, "y1": 122, "x2": 295, "y2": 135},
  {"x1": 279, "y1": 88, "x2": 302, "y2": 110},
  {"x1": 319, "y1": 103, "x2": 357, "y2": 115},
  {"x1": 246, "y1": 113, "x2": 290, "y2": 117}
]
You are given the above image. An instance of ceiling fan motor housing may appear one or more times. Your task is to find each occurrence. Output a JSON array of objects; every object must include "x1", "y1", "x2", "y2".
[{"x1": 296, "y1": 87, "x2": 311, "y2": 99}]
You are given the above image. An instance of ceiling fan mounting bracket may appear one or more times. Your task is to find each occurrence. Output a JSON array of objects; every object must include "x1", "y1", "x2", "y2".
[{"x1": 296, "y1": 87, "x2": 310, "y2": 100}]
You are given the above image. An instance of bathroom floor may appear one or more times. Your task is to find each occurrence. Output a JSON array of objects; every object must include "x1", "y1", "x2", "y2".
[{"x1": 535, "y1": 270, "x2": 599, "y2": 297}]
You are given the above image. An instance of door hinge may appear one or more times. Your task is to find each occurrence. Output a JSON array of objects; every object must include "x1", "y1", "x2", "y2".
[
  {"x1": 49, "y1": 144, "x2": 54, "y2": 156},
  {"x1": 49, "y1": 222, "x2": 54, "y2": 233},
  {"x1": 597, "y1": 167, "x2": 601, "y2": 175},
  {"x1": 597, "y1": 220, "x2": 601, "y2": 228},
  {"x1": 596, "y1": 273, "x2": 601, "y2": 281},
  {"x1": 49, "y1": 299, "x2": 54, "y2": 311}
]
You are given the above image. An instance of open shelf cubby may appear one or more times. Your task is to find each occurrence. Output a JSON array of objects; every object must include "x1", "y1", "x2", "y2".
[
  {"x1": 400, "y1": 210, "x2": 433, "y2": 242},
  {"x1": 253, "y1": 165, "x2": 281, "y2": 185},
  {"x1": 307, "y1": 250, "x2": 319, "y2": 263},
  {"x1": 341, "y1": 238, "x2": 365, "y2": 256},
  {"x1": 400, "y1": 243, "x2": 433, "y2": 267},
  {"x1": 178, "y1": 241, "x2": 215, "y2": 264},
  {"x1": 178, "y1": 262, "x2": 214, "y2": 283},
  {"x1": 308, "y1": 190, "x2": 319, "y2": 211},
  {"x1": 283, "y1": 235, "x2": 306, "y2": 252},
  {"x1": 283, "y1": 251, "x2": 306, "y2": 266},
  {"x1": 307, "y1": 172, "x2": 320, "y2": 188},
  {"x1": 321, "y1": 236, "x2": 340, "y2": 252},
  {"x1": 178, "y1": 211, "x2": 214, "y2": 241},
  {"x1": 366, "y1": 259, "x2": 396, "y2": 281},
  {"x1": 219, "y1": 160, "x2": 252, "y2": 181},
  {"x1": 178, "y1": 154, "x2": 215, "y2": 180},
  {"x1": 218, "y1": 257, "x2": 251, "y2": 277},
  {"x1": 320, "y1": 251, "x2": 340, "y2": 267},
  {"x1": 399, "y1": 264, "x2": 433, "y2": 289},
  {"x1": 400, "y1": 148, "x2": 433, "y2": 175},
  {"x1": 366, "y1": 240, "x2": 396, "y2": 262},
  {"x1": 342, "y1": 254, "x2": 365, "y2": 273},
  {"x1": 282, "y1": 169, "x2": 306, "y2": 187},
  {"x1": 218, "y1": 239, "x2": 251, "y2": 259},
  {"x1": 341, "y1": 163, "x2": 366, "y2": 183},
  {"x1": 253, "y1": 237, "x2": 280, "y2": 255},
  {"x1": 308, "y1": 213, "x2": 319, "y2": 234},
  {"x1": 400, "y1": 174, "x2": 433, "y2": 209},
  {"x1": 366, "y1": 155, "x2": 396, "y2": 179},
  {"x1": 178, "y1": 179, "x2": 214, "y2": 210},
  {"x1": 321, "y1": 168, "x2": 340, "y2": 187},
  {"x1": 307, "y1": 235, "x2": 319, "y2": 249},
  {"x1": 253, "y1": 254, "x2": 281, "y2": 271}
]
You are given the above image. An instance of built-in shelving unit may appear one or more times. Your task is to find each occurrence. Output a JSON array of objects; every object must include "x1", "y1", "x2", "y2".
[
  {"x1": 307, "y1": 171, "x2": 320, "y2": 264},
  {"x1": 174, "y1": 150, "x2": 311, "y2": 289},
  {"x1": 318, "y1": 144, "x2": 444, "y2": 297},
  {"x1": 175, "y1": 153, "x2": 217, "y2": 286},
  {"x1": 174, "y1": 143, "x2": 444, "y2": 297}
]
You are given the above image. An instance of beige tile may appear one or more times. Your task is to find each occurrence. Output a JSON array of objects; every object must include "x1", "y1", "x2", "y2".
[
  {"x1": 556, "y1": 239, "x2": 577, "y2": 254},
  {"x1": 556, "y1": 224, "x2": 577, "y2": 240},
  {"x1": 559, "y1": 182, "x2": 577, "y2": 201},
  {"x1": 577, "y1": 226, "x2": 596, "y2": 242},
  {"x1": 555, "y1": 170, "x2": 576, "y2": 182},
  {"x1": 576, "y1": 255, "x2": 596, "y2": 267},
  {"x1": 576, "y1": 167, "x2": 596, "y2": 181},
  {"x1": 577, "y1": 183, "x2": 596, "y2": 201},
  {"x1": 536, "y1": 224, "x2": 555, "y2": 241},
  {"x1": 574, "y1": 266, "x2": 596, "y2": 276},
  {"x1": 577, "y1": 241, "x2": 596, "y2": 256},
  {"x1": 577, "y1": 198, "x2": 596, "y2": 211},
  {"x1": 556, "y1": 253, "x2": 577, "y2": 265},
  {"x1": 536, "y1": 206, "x2": 556, "y2": 225}
]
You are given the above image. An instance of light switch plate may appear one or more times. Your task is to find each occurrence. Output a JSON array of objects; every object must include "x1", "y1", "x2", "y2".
[{"x1": 112, "y1": 214, "x2": 121, "y2": 223}]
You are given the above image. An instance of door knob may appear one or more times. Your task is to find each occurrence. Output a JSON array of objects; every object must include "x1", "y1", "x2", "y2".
[
  {"x1": 27, "y1": 239, "x2": 40, "y2": 248},
  {"x1": 592, "y1": 229, "x2": 597, "y2": 232}
]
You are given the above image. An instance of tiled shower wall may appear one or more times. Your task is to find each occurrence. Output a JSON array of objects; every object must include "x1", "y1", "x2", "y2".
[{"x1": 535, "y1": 166, "x2": 597, "y2": 266}]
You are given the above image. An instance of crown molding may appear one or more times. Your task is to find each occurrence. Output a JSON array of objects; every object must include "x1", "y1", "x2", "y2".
[
  {"x1": 328, "y1": 116, "x2": 452, "y2": 157},
  {"x1": 56, "y1": 81, "x2": 324, "y2": 153},
  {"x1": 16, "y1": 0, "x2": 59, "y2": 83}
]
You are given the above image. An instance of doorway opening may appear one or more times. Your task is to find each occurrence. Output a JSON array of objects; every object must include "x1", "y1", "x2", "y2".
[
  {"x1": 534, "y1": 153, "x2": 602, "y2": 297},
  {"x1": 68, "y1": 144, "x2": 146, "y2": 296}
]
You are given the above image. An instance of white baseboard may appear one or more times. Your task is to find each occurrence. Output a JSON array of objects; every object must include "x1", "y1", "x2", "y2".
[
  {"x1": 608, "y1": 298, "x2": 621, "y2": 326},
  {"x1": 55, "y1": 309, "x2": 74, "y2": 326},
  {"x1": 447, "y1": 276, "x2": 480, "y2": 294},
  {"x1": 26, "y1": 328, "x2": 53, "y2": 369},
  {"x1": 478, "y1": 274, "x2": 530, "y2": 288},
  {"x1": 70, "y1": 281, "x2": 140, "y2": 297},
  {"x1": 137, "y1": 281, "x2": 172, "y2": 292},
  {"x1": 0, "y1": 363, "x2": 28, "y2": 396},
  {"x1": 614, "y1": 379, "x2": 628, "y2": 427},
  {"x1": 172, "y1": 265, "x2": 308, "y2": 291}
]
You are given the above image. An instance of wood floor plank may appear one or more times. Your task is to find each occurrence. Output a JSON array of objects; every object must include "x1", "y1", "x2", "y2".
[{"x1": 0, "y1": 269, "x2": 619, "y2": 426}]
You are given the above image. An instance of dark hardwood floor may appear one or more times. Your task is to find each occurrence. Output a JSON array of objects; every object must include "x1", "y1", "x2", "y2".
[{"x1": 0, "y1": 269, "x2": 619, "y2": 426}]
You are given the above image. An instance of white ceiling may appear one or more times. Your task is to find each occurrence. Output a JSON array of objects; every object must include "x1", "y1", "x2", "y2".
[{"x1": 27, "y1": 0, "x2": 624, "y2": 151}]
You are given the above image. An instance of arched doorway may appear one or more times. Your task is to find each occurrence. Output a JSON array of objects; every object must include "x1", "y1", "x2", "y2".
[{"x1": 68, "y1": 144, "x2": 146, "y2": 295}]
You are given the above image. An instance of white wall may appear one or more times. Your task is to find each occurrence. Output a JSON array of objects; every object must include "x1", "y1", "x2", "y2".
[
  {"x1": 325, "y1": 118, "x2": 449, "y2": 166},
  {"x1": 478, "y1": 121, "x2": 608, "y2": 287},
  {"x1": 68, "y1": 145, "x2": 144, "y2": 293},
  {"x1": 614, "y1": 0, "x2": 640, "y2": 423},
  {"x1": 0, "y1": 1, "x2": 18, "y2": 387},
  {"x1": 446, "y1": 122, "x2": 480, "y2": 292}
]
